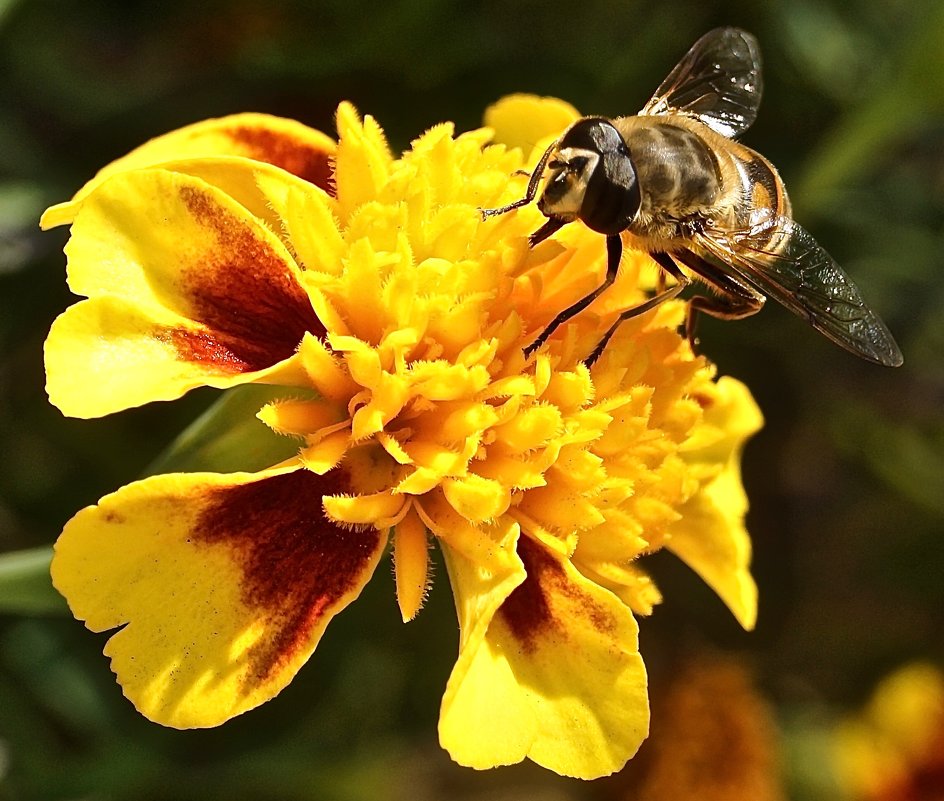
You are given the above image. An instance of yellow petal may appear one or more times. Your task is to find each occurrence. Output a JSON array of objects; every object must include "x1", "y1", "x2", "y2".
[
  {"x1": 410, "y1": 401, "x2": 499, "y2": 446},
  {"x1": 442, "y1": 474, "x2": 511, "y2": 524},
  {"x1": 473, "y1": 452, "x2": 549, "y2": 490},
  {"x1": 45, "y1": 295, "x2": 310, "y2": 419},
  {"x1": 438, "y1": 517, "x2": 526, "y2": 652},
  {"x1": 399, "y1": 439, "x2": 476, "y2": 488},
  {"x1": 393, "y1": 507, "x2": 430, "y2": 622},
  {"x1": 415, "y1": 490, "x2": 517, "y2": 568},
  {"x1": 41, "y1": 112, "x2": 335, "y2": 229},
  {"x1": 484, "y1": 94, "x2": 580, "y2": 154},
  {"x1": 574, "y1": 508, "x2": 647, "y2": 564},
  {"x1": 350, "y1": 377, "x2": 410, "y2": 441},
  {"x1": 283, "y1": 181, "x2": 345, "y2": 274},
  {"x1": 394, "y1": 467, "x2": 446, "y2": 496},
  {"x1": 410, "y1": 361, "x2": 492, "y2": 401},
  {"x1": 579, "y1": 561, "x2": 664, "y2": 618},
  {"x1": 299, "y1": 430, "x2": 351, "y2": 475},
  {"x1": 296, "y1": 334, "x2": 360, "y2": 404},
  {"x1": 338, "y1": 239, "x2": 395, "y2": 344},
  {"x1": 257, "y1": 398, "x2": 344, "y2": 437},
  {"x1": 334, "y1": 102, "x2": 393, "y2": 221},
  {"x1": 495, "y1": 404, "x2": 563, "y2": 453},
  {"x1": 440, "y1": 535, "x2": 649, "y2": 778},
  {"x1": 666, "y1": 378, "x2": 763, "y2": 629},
  {"x1": 516, "y1": 481, "x2": 606, "y2": 535},
  {"x1": 51, "y1": 467, "x2": 386, "y2": 728},
  {"x1": 47, "y1": 170, "x2": 323, "y2": 416},
  {"x1": 65, "y1": 156, "x2": 331, "y2": 248},
  {"x1": 322, "y1": 490, "x2": 405, "y2": 527},
  {"x1": 666, "y1": 458, "x2": 758, "y2": 629}
]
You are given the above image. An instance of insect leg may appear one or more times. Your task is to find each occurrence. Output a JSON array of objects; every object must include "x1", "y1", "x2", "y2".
[
  {"x1": 524, "y1": 233, "x2": 623, "y2": 359},
  {"x1": 585, "y1": 251, "x2": 690, "y2": 365},
  {"x1": 673, "y1": 249, "x2": 764, "y2": 346},
  {"x1": 528, "y1": 217, "x2": 565, "y2": 247},
  {"x1": 686, "y1": 293, "x2": 765, "y2": 345},
  {"x1": 480, "y1": 140, "x2": 557, "y2": 218}
]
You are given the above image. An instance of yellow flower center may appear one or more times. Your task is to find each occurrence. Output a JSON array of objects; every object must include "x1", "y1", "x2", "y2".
[{"x1": 250, "y1": 103, "x2": 728, "y2": 622}]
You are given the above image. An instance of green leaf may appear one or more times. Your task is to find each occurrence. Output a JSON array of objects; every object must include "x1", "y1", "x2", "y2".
[
  {"x1": 796, "y1": 1, "x2": 944, "y2": 214},
  {"x1": 145, "y1": 384, "x2": 303, "y2": 476},
  {"x1": 0, "y1": 386, "x2": 302, "y2": 616},
  {"x1": 833, "y1": 405, "x2": 944, "y2": 518},
  {"x1": 0, "y1": 546, "x2": 66, "y2": 614}
]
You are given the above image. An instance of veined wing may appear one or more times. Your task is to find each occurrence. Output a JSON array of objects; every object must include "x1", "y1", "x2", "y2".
[
  {"x1": 695, "y1": 215, "x2": 904, "y2": 366},
  {"x1": 640, "y1": 27, "x2": 763, "y2": 139}
]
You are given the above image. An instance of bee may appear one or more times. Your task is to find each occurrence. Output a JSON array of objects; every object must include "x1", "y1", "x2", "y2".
[{"x1": 483, "y1": 27, "x2": 903, "y2": 367}]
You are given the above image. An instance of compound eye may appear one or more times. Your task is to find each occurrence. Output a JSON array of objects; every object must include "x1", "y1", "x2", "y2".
[{"x1": 581, "y1": 151, "x2": 640, "y2": 235}]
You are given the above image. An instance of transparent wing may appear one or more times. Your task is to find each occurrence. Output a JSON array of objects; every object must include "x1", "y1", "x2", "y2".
[
  {"x1": 696, "y1": 215, "x2": 903, "y2": 366},
  {"x1": 640, "y1": 27, "x2": 763, "y2": 138}
]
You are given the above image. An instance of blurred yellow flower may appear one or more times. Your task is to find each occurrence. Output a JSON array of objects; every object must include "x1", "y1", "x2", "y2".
[
  {"x1": 834, "y1": 662, "x2": 944, "y2": 800},
  {"x1": 42, "y1": 95, "x2": 762, "y2": 779}
]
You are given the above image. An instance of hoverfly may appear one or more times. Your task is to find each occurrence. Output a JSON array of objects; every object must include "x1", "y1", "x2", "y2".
[{"x1": 483, "y1": 27, "x2": 903, "y2": 367}]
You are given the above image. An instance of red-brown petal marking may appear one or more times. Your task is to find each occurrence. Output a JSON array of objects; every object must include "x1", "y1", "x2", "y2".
[
  {"x1": 228, "y1": 125, "x2": 335, "y2": 194},
  {"x1": 499, "y1": 537, "x2": 618, "y2": 654},
  {"x1": 194, "y1": 469, "x2": 383, "y2": 686},
  {"x1": 498, "y1": 537, "x2": 559, "y2": 653},
  {"x1": 164, "y1": 185, "x2": 325, "y2": 373}
]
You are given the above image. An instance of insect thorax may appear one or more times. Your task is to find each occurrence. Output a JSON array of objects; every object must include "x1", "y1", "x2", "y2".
[{"x1": 615, "y1": 117, "x2": 724, "y2": 225}]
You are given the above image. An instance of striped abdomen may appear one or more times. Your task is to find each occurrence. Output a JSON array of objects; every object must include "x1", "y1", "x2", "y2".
[{"x1": 728, "y1": 140, "x2": 791, "y2": 223}]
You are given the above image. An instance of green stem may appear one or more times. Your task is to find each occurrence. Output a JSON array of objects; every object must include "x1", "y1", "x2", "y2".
[{"x1": 0, "y1": 546, "x2": 67, "y2": 614}]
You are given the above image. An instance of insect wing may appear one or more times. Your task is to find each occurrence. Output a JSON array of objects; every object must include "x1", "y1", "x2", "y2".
[
  {"x1": 640, "y1": 27, "x2": 763, "y2": 138},
  {"x1": 696, "y1": 216, "x2": 903, "y2": 366}
]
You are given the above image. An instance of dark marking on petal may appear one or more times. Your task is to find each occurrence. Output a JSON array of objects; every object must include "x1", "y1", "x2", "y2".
[
  {"x1": 690, "y1": 391, "x2": 715, "y2": 409},
  {"x1": 164, "y1": 186, "x2": 326, "y2": 373},
  {"x1": 159, "y1": 328, "x2": 252, "y2": 373},
  {"x1": 497, "y1": 537, "x2": 563, "y2": 653},
  {"x1": 228, "y1": 126, "x2": 336, "y2": 195},
  {"x1": 195, "y1": 469, "x2": 385, "y2": 686},
  {"x1": 499, "y1": 536, "x2": 617, "y2": 653}
]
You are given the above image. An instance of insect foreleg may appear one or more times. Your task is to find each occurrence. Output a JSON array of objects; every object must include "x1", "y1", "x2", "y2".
[
  {"x1": 480, "y1": 140, "x2": 558, "y2": 218},
  {"x1": 524, "y1": 233, "x2": 624, "y2": 358},
  {"x1": 528, "y1": 217, "x2": 565, "y2": 247}
]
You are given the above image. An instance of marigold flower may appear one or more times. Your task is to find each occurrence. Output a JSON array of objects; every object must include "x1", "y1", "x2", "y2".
[
  {"x1": 618, "y1": 656, "x2": 786, "y2": 801},
  {"x1": 42, "y1": 95, "x2": 762, "y2": 779},
  {"x1": 833, "y1": 662, "x2": 944, "y2": 800}
]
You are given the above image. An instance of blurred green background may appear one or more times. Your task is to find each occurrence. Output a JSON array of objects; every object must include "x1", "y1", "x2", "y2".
[{"x1": 1, "y1": 0, "x2": 942, "y2": 798}]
